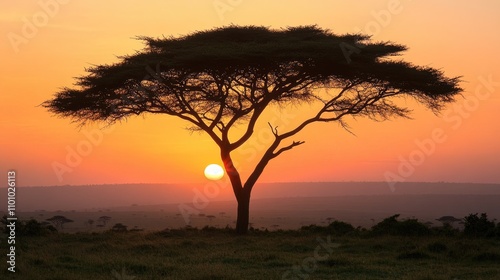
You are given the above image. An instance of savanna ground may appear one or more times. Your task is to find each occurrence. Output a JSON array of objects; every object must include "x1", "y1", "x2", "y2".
[{"x1": 2, "y1": 225, "x2": 500, "y2": 280}]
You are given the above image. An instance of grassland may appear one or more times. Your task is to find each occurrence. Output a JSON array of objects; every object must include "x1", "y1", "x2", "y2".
[{"x1": 2, "y1": 227, "x2": 500, "y2": 280}]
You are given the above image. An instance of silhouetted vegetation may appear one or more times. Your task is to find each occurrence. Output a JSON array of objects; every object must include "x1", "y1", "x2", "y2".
[
  {"x1": 97, "y1": 215, "x2": 112, "y2": 227},
  {"x1": 297, "y1": 213, "x2": 500, "y2": 240},
  {"x1": 2, "y1": 215, "x2": 499, "y2": 280},
  {"x1": 111, "y1": 223, "x2": 128, "y2": 232},
  {"x1": 301, "y1": 220, "x2": 357, "y2": 236},
  {"x1": 436, "y1": 215, "x2": 462, "y2": 226},
  {"x1": 371, "y1": 214, "x2": 431, "y2": 236},
  {"x1": 45, "y1": 215, "x2": 73, "y2": 230},
  {"x1": 463, "y1": 213, "x2": 498, "y2": 238},
  {"x1": 1, "y1": 215, "x2": 56, "y2": 236}
]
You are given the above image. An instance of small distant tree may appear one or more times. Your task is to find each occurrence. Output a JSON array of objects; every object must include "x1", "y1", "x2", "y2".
[
  {"x1": 98, "y1": 216, "x2": 112, "y2": 227},
  {"x1": 111, "y1": 223, "x2": 128, "y2": 232},
  {"x1": 43, "y1": 26, "x2": 462, "y2": 234},
  {"x1": 206, "y1": 215, "x2": 216, "y2": 223},
  {"x1": 435, "y1": 216, "x2": 462, "y2": 227},
  {"x1": 46, "y1": 215, "x2": 74, "y2": 230}
]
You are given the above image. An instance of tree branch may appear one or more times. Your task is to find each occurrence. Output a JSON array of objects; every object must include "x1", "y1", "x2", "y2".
[
  {"x1": 268, "y1": 122, "x2": 278, "y2": 137},
  {"x1": 272, "y1": 140, "x2": 305, "y2": 159}
]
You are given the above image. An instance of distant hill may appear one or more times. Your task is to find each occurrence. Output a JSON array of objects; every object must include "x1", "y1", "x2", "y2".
[{"x1": 1, "y1": 182, "x2": 499, "y2": 212}]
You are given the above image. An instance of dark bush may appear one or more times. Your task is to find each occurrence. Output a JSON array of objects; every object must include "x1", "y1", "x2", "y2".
[
  {"x1": 22, "y1": 219, "x2": 57, "y2": 236},
  {"x1": 371, "y1": 214, "x2": 431, "y2": 236},
  {"x1": 300, "y1": 221, "x2": 357, "y2": 235},
  {"x1": 463, "y1": 213, "x2": 496, "y2": 238},
  {"x1": 111, "y1": 223, "x2": 128, "y2": 232},
  {"x1": 300, "y1": 224, "x2": 327, "y2": 233},
  {"x1": 1, "y1": 215, "x2": 56, "y2": 236},
  {"x1": 327, "y1": 221, "x2": 356, "y2": 235},
  {"x1": 371, "y1": 214, "x2": 400, "y2": 234}
]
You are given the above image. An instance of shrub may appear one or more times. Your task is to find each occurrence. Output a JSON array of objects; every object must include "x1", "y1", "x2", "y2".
[
  {"x1": 1, "y1": 215, "x2": 56, "y2": 236},
  {"x1": 463, "y1": 213, "x2": 496, "y2": 238},
  {"x1": 327, "y1": 220, "x2": 356, "y2": 235},
  {"x1": 300, "y1": 224, "x2": 326, "y2": 233},
  {"x1": 371, "y1": 214, "x2": 431, "y2": 236},
  {"x1": 371, "y1": 214, "x2": 400, "y2": 235},
  {"x1": 111, "y1": 223, "x2": 128, "y2": 232},
  {"x1": 300, "y1": 221, "x2": 357, "y2": 235}
]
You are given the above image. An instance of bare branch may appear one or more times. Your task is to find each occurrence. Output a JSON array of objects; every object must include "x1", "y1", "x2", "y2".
[
  {"x1": 268, "y1": 122, "x2": 279, "y2": 137},
  {"x1": 272, "y1": 140, "x2": 305, "y2": 159}
]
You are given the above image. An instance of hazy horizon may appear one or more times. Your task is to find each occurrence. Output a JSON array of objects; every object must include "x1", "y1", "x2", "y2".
[
  {"x1": 3, "y1": 182, "x2": 499, "y2": 213},
  {"x1": 4, "y1": 182, "x2": 500, "y2": 232},
  {"x1": 12, "y1": 180, "x2": 500, "y2": 188}
]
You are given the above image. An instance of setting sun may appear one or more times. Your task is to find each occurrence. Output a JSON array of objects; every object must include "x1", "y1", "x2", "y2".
[{"x1": 204, "y1": 164, "x2": 224, "y2": 180}]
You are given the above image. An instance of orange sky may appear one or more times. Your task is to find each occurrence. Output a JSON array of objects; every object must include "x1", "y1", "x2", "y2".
[{"x1": 1, "y1": 0, "x2": 499, "y2": 187}]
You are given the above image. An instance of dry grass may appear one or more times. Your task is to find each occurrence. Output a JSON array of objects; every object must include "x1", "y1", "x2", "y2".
[{"x1": 2, "y1": 228, "x2": 500, "y2": 279}]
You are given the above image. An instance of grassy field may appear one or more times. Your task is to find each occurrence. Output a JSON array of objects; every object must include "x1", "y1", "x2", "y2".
[{"x1": 2, "y1": 227, "x2": 500, "y2": 280}]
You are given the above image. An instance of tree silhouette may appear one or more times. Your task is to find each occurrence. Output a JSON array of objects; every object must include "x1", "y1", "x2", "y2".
[
  {"x1": 46, "y1": 215, "x2": 73, "y2": 230},
  {"x1": 111, "y1": 223, "x2": 128, "y2": 232},
  {"x1": 43, "y1": 26, "x2": 461, "y2": 234},
  {"x1": 98, "y1": 216, "x2": 112, "y2": 227},
  {"x1": 435, "y1": 215, "x2": 462, "y2": 227},
  {"x1": 206, "y1": 215, "x2": 216, "y2": 224}
]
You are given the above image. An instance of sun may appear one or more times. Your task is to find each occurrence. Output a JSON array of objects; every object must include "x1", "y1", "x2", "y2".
[{"x1": 204, "y1": 164, "x2": 224, "y2": 180}]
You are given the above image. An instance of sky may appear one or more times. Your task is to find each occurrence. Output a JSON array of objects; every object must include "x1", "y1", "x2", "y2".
[{"x1": 1, "y1": 0, "x2": 499, "y2": 187}]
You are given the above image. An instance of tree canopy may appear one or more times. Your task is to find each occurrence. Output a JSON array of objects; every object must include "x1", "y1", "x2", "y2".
[{"x1": 44, "y1": 26, "x2": 460, "y2": 130}]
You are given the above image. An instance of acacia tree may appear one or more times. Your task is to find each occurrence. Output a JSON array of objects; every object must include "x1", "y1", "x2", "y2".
[
  {"x1": 46, "y1": 215, "x2": 73, "y2": 230},
  {"x1": 44, "y1": 26, "x2": 461, "y2": 234}
]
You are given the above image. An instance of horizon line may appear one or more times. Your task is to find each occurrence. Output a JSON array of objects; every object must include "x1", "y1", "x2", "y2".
[{"x1": 8, "y1": 181, "x2": 500, "y2": 188}]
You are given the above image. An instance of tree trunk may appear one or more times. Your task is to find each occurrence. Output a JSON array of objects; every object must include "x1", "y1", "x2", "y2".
[
  {"x1": 236, "y1": 190, "x2": 251, "y2": 234},
  {"x1": 221, "y1": 146, "x2": 275, "y2": 235}
]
